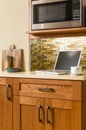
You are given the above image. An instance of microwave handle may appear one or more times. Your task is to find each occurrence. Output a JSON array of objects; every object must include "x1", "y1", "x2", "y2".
[{"x1": 32, "y1": 0, "x2": 67, "y2": 5}]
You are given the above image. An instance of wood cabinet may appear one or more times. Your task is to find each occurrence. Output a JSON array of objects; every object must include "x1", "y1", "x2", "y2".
[
  {"x1": 0, "y1": 77, "x2": 13, "y2": 130},
  {"x1": 0, "y1": 76, "x2": 85, "y2": 130},
  {"x1": 13, "y1": 78, "x2": 86, "y2": 130}
]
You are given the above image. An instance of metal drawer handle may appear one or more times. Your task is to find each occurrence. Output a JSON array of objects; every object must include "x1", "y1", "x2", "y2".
[
  {"x1": 36, "y1": 88, "x2": 55, "y2": 92},
  {"x1": 46, "y1": 106, "x2": 50, "y2": 123},
  {"x1": 7, "y1": 84, "x2": 12, "y2": 101},
  {"x1": 38, "y1": 104, "x2": 42, "y2": 122}
]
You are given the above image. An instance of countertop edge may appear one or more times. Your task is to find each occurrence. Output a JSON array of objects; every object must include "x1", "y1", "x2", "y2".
[{"x1": 0, "y1": 71, "x2": 86, "y2": 81}]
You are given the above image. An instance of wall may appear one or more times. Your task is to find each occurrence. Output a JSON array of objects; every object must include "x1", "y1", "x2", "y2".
[
  {"x1": 31, "y1": 37, "x2": 86, "y2": 72},
  {"x1": 0, "y1": 0, "x2": 29, "y2": 71}
]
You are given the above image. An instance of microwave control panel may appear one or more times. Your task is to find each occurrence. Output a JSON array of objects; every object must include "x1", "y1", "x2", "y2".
[{"x1": 72, "y1": 0, "x2": 80, "y2": 20}]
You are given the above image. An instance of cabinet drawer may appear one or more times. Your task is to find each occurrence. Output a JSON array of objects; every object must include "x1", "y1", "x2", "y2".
[{"x1": 20, "y1": 82, "x2": 81, "y2": 101}]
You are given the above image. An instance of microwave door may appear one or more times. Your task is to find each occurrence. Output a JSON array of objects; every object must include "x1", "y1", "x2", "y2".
[{"x1": 32, "y1": 0, "x2": 68, "y2": 25}]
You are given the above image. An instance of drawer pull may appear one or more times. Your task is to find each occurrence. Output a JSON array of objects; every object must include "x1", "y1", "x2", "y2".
[
  {"x1": 7, "y1": 84, "x2": 12, "y2": 101},
  {"x1": 46, "y1": 106, "x2": 50, "y2": 123},
  {"x1": 37, "y1": 88, "x2": 55, "y2": 92},
  {"x1": 38, "y1": 104, "x2": 42, "y2": 122}
]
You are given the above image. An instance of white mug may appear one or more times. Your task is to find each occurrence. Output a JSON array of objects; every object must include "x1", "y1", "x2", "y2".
[{"x1": 71, "y1": 66, "x2": 82, "y2": 74}]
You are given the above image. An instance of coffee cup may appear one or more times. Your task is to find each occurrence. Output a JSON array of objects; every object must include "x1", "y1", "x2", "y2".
[{"x1": 71, "y1": 66, "x2": 82, "y2": 75}]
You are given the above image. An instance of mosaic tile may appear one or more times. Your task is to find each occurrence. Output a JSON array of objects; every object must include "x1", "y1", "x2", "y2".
[{"x1": 30, "y1": 37, "x2": 86, "y2": 71}]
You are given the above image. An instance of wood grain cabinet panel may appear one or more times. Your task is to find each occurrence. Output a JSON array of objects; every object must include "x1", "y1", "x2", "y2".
[
  {"x1": 45, "y1": 99, "x2": 81, "y2": 130},
  {"x1": 0, "y1": 78, "x2": 13, "y2": 130},
  {"x1": 13, "y1": 96, "x2": 44, "y2": 130},
  {"x1": 13, "y1": 78, "x2": 86, "y2": 130}
]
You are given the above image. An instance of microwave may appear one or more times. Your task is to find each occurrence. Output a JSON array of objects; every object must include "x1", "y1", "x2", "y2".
[{"x1": 31, "y1": 0, "x2": 86, "y2": 30}]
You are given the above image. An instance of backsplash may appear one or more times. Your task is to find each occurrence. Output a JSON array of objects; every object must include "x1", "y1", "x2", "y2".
[{"x1": 30, "y1": 37, "x2": 86, "y2": 71}]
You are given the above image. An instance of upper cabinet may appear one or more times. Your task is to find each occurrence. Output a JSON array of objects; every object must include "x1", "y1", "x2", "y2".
[{"x1": 28, "y1": 0, "x2": 86, "y2": 39}]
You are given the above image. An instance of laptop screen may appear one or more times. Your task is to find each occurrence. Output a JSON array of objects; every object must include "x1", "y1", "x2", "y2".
[{"x1": 54, "y1": 50, "x2": 81, "y2": 71}]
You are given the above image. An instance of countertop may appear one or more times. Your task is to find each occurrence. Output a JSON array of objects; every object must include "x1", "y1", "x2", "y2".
[{"x1": 0, "y1": 71, "x2": 86, "y2": 80}]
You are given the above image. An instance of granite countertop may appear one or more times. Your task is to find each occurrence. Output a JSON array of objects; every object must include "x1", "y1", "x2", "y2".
[{"x1": 0, "y1": 71, "x2": 86, "y2": 80}]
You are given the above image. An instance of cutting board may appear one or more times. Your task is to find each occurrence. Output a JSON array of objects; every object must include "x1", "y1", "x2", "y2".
[{"x1": 2, "y1": 49, "x2": 22, "y2": 71}]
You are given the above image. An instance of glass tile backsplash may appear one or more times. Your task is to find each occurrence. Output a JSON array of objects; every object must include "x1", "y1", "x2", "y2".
[{"x1": 30, "y1": 37, "x2": 86, "y2": 71}]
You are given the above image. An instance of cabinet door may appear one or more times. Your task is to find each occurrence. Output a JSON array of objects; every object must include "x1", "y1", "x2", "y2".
[
  {"x1": 45, "y1": 99, "x2": 81, "y2": 130},
  {"x1": 13, "y1": 96, "x2": 44, "y2": 130},
  {"x1": 0, "y1": 78, "x2": 12, "y2": 130}
]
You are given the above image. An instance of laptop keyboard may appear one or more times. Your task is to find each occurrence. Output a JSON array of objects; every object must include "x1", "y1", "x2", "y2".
[{"x1": 35, "y1": 70, "x2": 70, "y2": 75}]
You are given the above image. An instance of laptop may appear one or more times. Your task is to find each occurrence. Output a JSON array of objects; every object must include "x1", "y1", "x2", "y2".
[
  {"x1": 35, "y1": 50, "x2": 82, "y2": 75},
  {"x1": 53, "y1": 50, "x2": 82, "y2": 74}
]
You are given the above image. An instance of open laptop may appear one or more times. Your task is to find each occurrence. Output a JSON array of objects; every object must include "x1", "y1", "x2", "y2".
[
  {"x1": 35, "y1": 50, "x2": 82, "y2": 75},
  {"x1": 53, "y1": 50, "x2": 82, "y2": 74}
]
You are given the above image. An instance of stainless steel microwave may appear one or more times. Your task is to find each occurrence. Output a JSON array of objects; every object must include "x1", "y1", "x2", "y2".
[{"x1": 31, "y1": 0, "x2": 86, "y2": 30}]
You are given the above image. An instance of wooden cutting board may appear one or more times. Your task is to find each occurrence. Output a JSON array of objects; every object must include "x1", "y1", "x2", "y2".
[{"x1": 2, "y1": 49, "x2": 22, "y2": 71}]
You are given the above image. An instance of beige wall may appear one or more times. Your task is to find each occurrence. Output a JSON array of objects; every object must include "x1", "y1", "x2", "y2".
[{"x1": 0, "y1": 0, "x2": 30, "y2": 71}]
